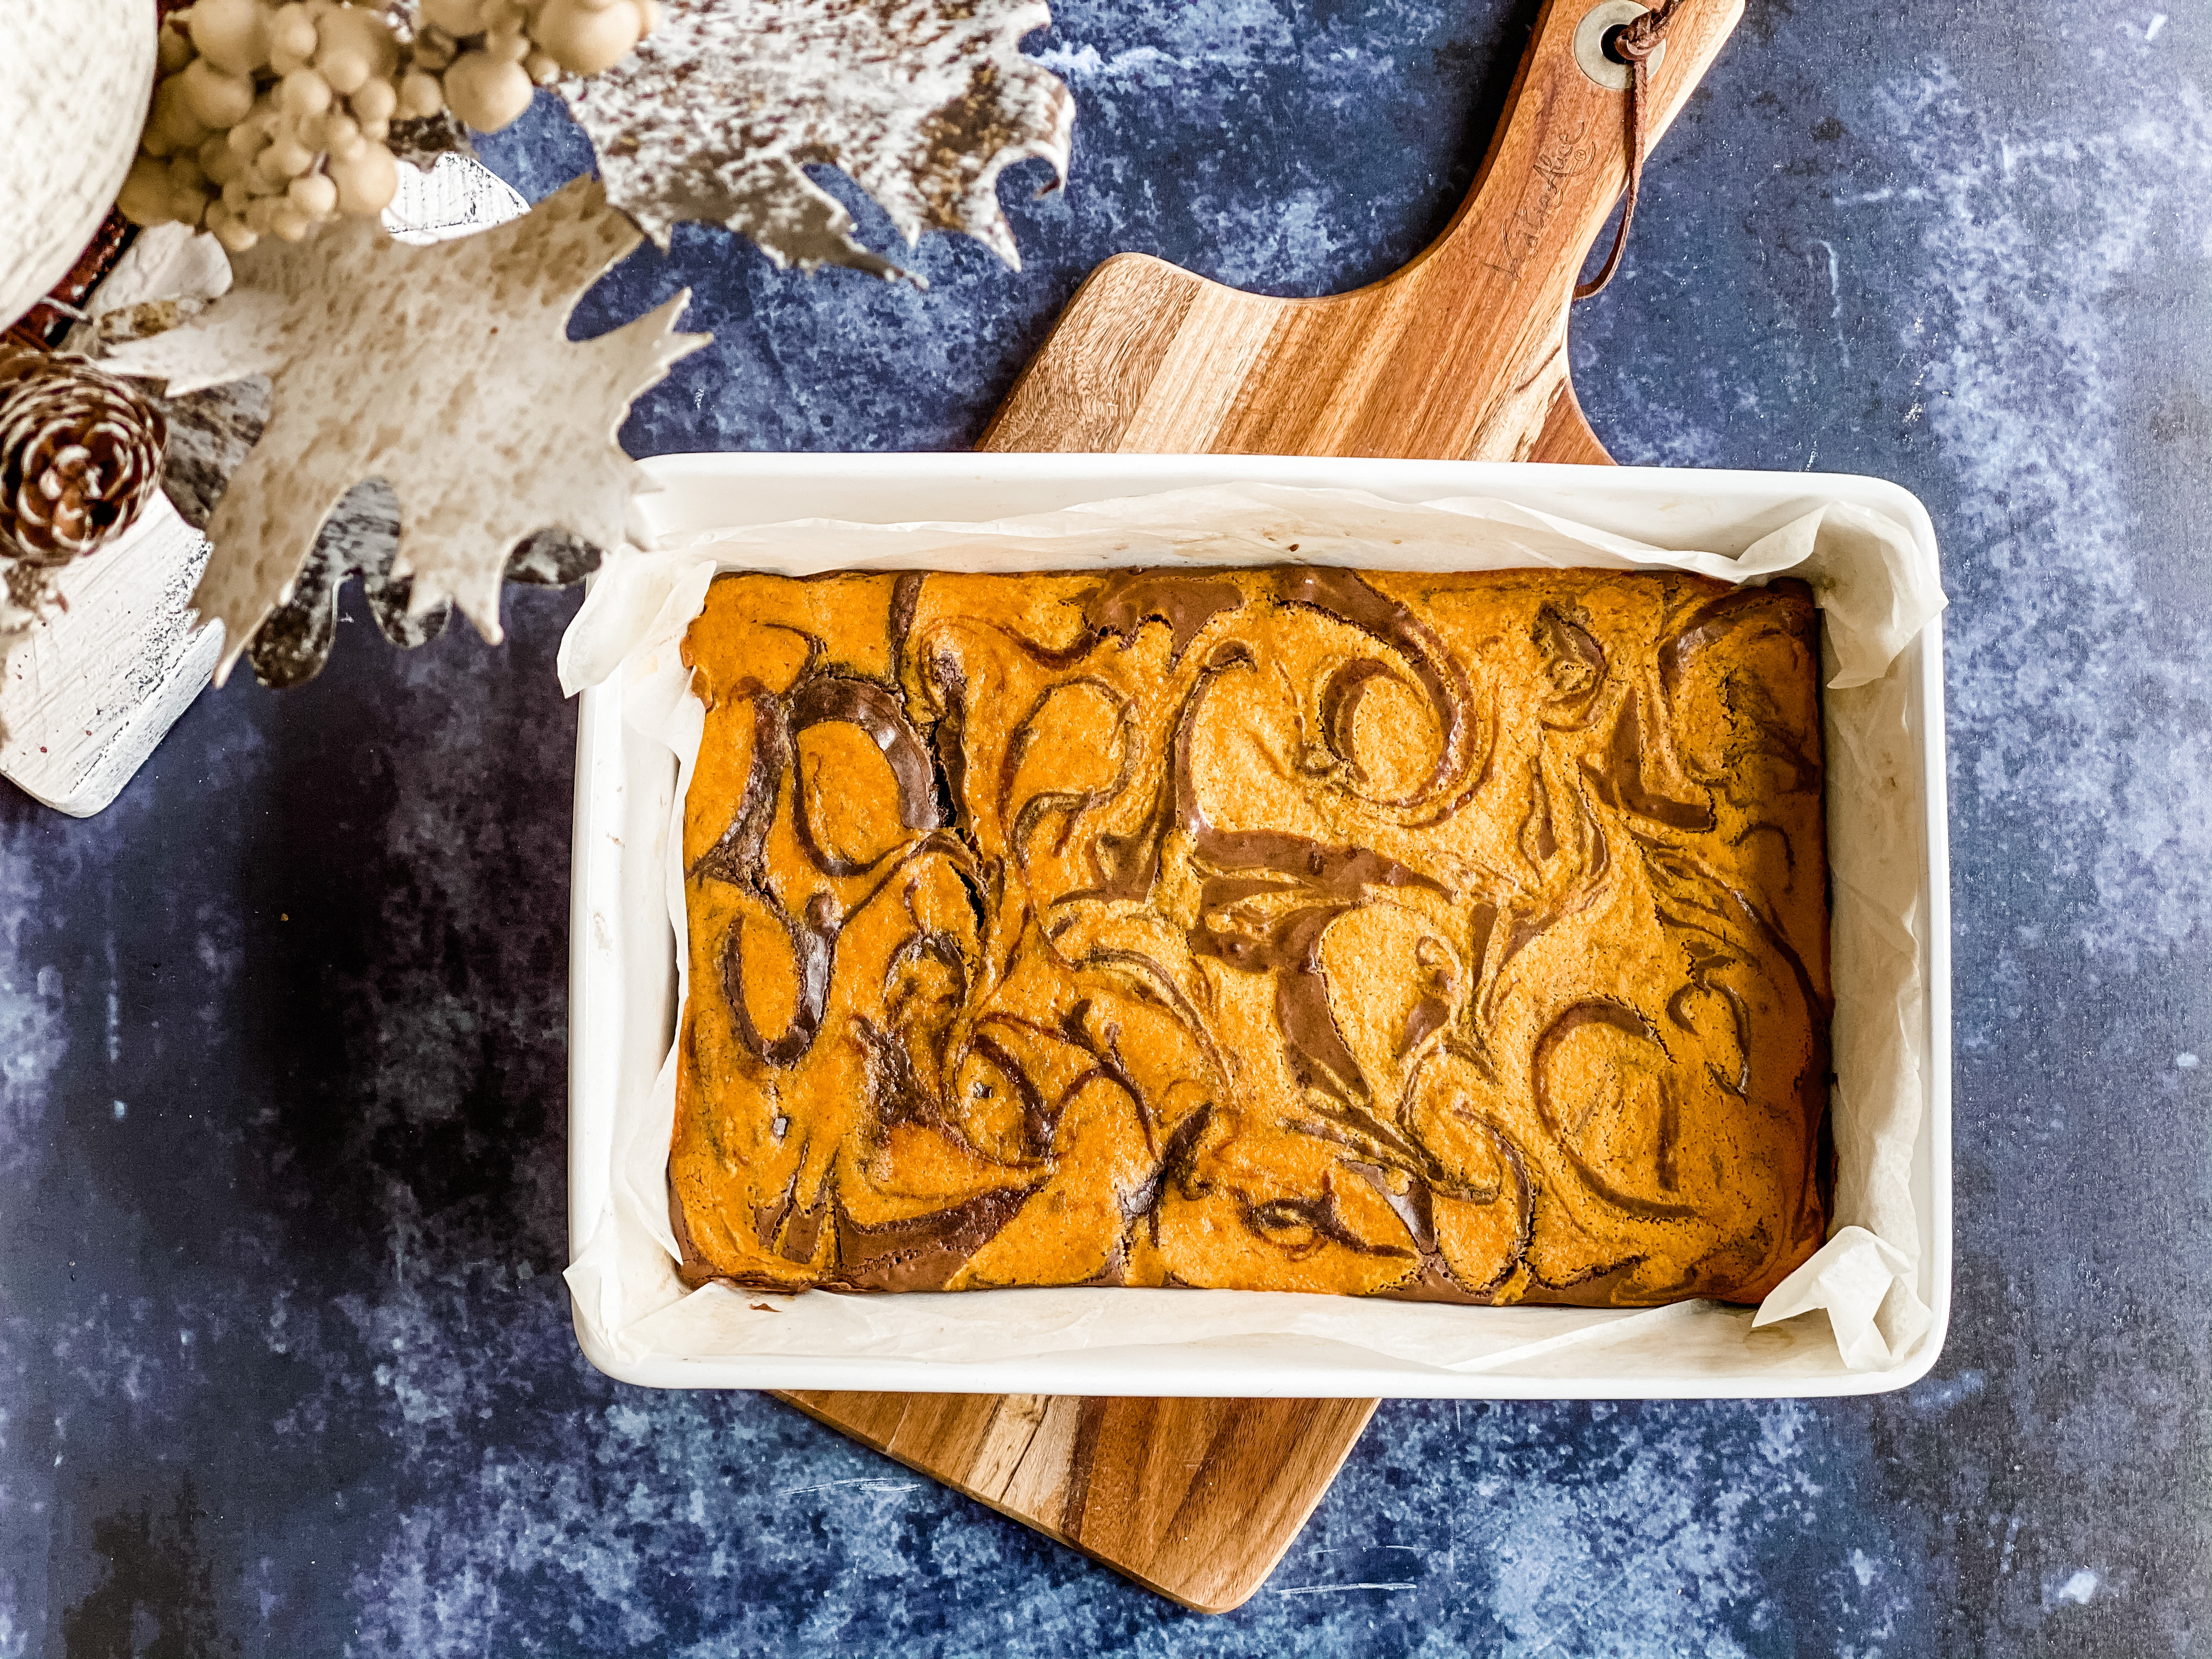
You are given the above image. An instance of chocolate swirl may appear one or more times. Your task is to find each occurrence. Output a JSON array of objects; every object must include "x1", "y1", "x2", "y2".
[
  {"x1": 669, "y1": 567, "x2": 1832, "y2": 1306},
  {"x1": 1083, "y1": 569, "x2": 1246, "y2": 665},
  {"x1": 786, "y1": 673, "x2": 943, "y2": 877},
  {"x1": 1276, "y1": 566, "x2": 1483, "y2": 817}
]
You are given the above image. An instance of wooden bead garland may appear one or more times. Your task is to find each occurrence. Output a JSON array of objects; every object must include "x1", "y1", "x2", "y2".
[{"x1": 120, "y1": 0, "x2": 660, "y2": 249}]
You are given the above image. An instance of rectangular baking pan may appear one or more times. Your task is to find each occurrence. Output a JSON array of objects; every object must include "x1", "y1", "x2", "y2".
[{"x1": 568, "y1": 453, "x2": 1951, "y2": 1398}]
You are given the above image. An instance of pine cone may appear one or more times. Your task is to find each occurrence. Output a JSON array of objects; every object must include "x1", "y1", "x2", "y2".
[{"x1": 0, "y1": 352, "x2": 168, "y2": 568}]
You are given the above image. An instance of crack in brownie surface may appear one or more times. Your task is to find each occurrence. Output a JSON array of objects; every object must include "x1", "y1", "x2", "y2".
[{"x1": 670, "y1": 566, "x2": 1832, "y2": 1306}]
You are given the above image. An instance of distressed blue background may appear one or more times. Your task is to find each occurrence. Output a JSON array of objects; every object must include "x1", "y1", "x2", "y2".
[{"x1": 5, "y1": 0, "x2": 2210, "y2": 1652}]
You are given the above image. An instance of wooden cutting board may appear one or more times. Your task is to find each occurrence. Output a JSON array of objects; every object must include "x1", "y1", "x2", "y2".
[{"x1": 780, "y1": 0, "x2": 1743, "y2": 1613}]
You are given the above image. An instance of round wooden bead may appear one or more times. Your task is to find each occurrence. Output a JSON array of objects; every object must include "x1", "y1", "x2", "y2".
[
  {"x1": 185, "y1": 0, "x2": 271, "y2": 77},
  {"x1": 269, "y1": 200, "x2": 313, "y2": 240},
  {"x1": 313, "y1": 7, "x2": 399, "y2": 97},
  {"x1": 441, "y1": 51, "x2": 533, "y2": 132},
  {"x1": 198, "y1": 137, "x2": 245, "y2": 187},
  {"x1": 264, "y1": 133, "x2": 317, "y2": 178},
  {"x1": 348, "y1": 76, "x2": 398, "y2": 125},
  {"x1": 419, "y1": 0, "x2": 487, "y2": 33},
  {"x1": 147, "y1": 75, "x2": 212, "y2": 157},
  {"x1": 327, "y1": 140, "x2": 398, "y2": 214},
  {"x1": 324, "y1": 112, "x2": 365, "y2": 160},
  {"x1": 210, "y1": 204, "x2": 259, "y2": 251},
  {"x1": 287, "y1": 170, "x2": 338, "y2": 217},
  {"x1": 267, "y1": 4, "x2": 320, "y2": 75},
  {"x1": 534, "y1": 0, "x2": 643, "y2": 76},
  {"x1": 397, "y1": 70, "x2": 447, "y2": 120},
  {"x1": 157, "y1": 23, "x2": 196, "y2": 75},
  {"x1": 115, "y1": 154, "x2": 175, "y2": 226},
  {"x1": 279, "y1": 67, "x2": 334, "y2": 119},
  {"x1": 179, "y1": 58, "x2": 256, "y2": 127}
]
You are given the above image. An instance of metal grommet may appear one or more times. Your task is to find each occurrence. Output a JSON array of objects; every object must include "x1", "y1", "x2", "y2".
[{"x1": 1573, "y1": 0, "x2": 1664, "y2": 91}]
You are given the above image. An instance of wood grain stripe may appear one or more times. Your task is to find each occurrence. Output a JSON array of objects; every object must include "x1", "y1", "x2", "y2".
[{"x1": 770, "y1": 0, "x2": 1748, "y2": 1618}]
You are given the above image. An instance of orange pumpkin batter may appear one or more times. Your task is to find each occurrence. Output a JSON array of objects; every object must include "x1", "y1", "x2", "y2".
[{"x1": 669, "y1": 566, "x2": 1831, "y2": 1307}]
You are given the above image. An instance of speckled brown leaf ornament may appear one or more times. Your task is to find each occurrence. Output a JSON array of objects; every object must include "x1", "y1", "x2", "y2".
[
  {"x1": 103, "y1": 176, "x2": 707, "y2": 683},
  {"x1": 561, "y1": 0, "x2": 1074, "y2": 276}
]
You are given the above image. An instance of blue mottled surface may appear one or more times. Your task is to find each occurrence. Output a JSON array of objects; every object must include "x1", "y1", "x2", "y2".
[{"x1": 5, "y1": 1, "x2": 2210, "y2": 1652}]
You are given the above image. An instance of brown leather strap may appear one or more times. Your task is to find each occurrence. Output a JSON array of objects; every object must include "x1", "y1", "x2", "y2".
[{"x1": 1575, "y1": 0, "x2": 1681, "y2": 301}]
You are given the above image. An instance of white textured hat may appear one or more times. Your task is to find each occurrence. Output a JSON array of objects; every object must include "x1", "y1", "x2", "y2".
[{"x1": 1, "y1": 0, "x2": 158, "y2": 332}]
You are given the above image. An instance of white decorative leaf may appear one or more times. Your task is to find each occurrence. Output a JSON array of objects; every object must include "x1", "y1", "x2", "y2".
[
  {"x1": 106, "y1": 176, "x2": 708, "y2": 684},
  {"x1": 560, "y1": 0, "x2": 1075, "y2": 277}
]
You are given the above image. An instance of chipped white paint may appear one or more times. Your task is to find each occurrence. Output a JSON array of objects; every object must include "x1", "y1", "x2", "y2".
[
  {"x1": 382, "y1": 155, "x2": 531, "y2": 247},
  {"x1": 0, "y1": 496, "x2": 218, "y2": 817}
]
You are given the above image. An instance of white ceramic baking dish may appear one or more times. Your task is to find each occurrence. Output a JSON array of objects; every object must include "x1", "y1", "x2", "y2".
[{"x1": 568, "y1": 453, "x2": 1951, "y2": 1398}]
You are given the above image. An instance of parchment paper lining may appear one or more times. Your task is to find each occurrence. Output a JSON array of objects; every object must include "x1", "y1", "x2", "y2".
[{"x1": 560, "y1": 482, "x2": 1945, "y2": 1379}]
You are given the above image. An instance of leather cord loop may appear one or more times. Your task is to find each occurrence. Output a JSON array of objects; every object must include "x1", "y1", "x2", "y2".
[{"x1": 1574, "y1": 0, "x2": 1681, "y2": 300}]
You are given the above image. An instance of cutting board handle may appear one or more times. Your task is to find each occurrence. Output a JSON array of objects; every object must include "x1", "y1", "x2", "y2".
[
  {"x1": 1359, "y1": 0, "x2": 1747, "y2": 460},
  {"x1": 806, "y1": 6, "x2": 1758, "y2": 1620},
  {"x1": 981, "y1": 0, "x2": 1745, "y2": 461},
  {"x1": 1419, "y1": 0, "x2": 1736, "y2": 311}
]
